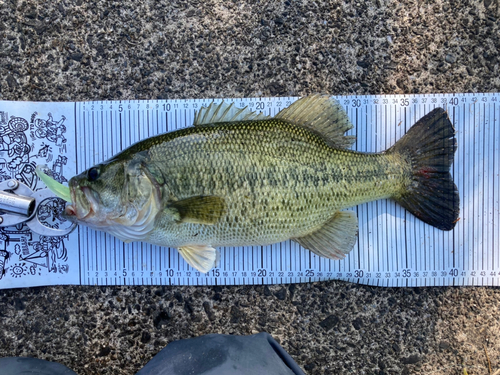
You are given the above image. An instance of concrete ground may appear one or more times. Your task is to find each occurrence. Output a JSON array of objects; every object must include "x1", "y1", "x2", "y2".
[{"x1": 1, "y1": 0, "x2": 500, "y2": 374}]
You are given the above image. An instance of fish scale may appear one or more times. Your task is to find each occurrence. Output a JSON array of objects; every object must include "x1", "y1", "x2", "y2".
[{"x1": 144, "y1": 119, "x2": 406, "y2": 248}]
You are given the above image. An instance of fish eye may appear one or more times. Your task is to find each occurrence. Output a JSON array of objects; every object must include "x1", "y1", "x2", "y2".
[{"x1": 87, "y1": 166, "x2": 100, "y2": 182}]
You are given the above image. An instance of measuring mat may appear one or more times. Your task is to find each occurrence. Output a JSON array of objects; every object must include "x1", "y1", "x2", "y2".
[{"x1": 0, "y1": 93, "x2": 498, "y2": 288}]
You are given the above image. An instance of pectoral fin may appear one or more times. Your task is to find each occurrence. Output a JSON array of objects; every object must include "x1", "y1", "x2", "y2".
[
  {"x1": 292, "y1": 211, "x2": 358, "y2": 259},
  {"x1": 167, "y1": 196, "x2": 226, "y2": 225},
  {"x1": 178, "y1": 245, "x2": 220, "y2": 273}
]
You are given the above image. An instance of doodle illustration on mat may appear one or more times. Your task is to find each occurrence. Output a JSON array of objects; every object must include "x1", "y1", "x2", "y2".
[{"x1": 0, "y1": 111, "x2": 70, "y2": 281}]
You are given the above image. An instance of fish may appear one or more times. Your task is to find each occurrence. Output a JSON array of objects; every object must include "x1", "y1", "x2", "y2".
[{"x1": 43, "y1": 95, "x2": 460, "y2": 273}]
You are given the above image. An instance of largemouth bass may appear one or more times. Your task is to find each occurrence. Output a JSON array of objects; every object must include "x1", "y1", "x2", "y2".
[{"x1": 52, "y1": 95, "x2": 460, "y2": 272}]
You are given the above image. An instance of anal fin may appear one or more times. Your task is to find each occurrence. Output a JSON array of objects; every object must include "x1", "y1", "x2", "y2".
[
  {"x1": 292, "y1": 211, "x2": 358, "y2": 259},
  {"x1": 178, "y1": 245, "x2": 220, "y2": 273}
]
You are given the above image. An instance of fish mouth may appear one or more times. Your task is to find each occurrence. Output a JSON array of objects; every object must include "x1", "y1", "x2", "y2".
[{"x1": 64, "y1": 182, "x2": 98, "y2": 222}]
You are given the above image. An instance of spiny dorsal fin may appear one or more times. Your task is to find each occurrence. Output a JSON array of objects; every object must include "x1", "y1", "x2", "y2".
[
  {"x1": 178, "y1": 245, "x2": 220, "y2": 273},
  {"x1": 193, "y1": 101, "x2": 270, "y2": 126},
  {"x1": 275, "y1": 94, "x2": 355, "y2": 149},
  {"x1": 167, "y1": 196, "x2": 226, "y2": 225},
  {"x1": 292, "y1": 210, "x2": 358, "y2": 259}
]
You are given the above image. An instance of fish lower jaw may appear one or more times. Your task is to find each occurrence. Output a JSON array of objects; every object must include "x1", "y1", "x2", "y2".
[
  {"x1": 64, "y1": 204, "x2": 77, "y2": 219},
  {"x1": 67, "y1": 186, "x2": 101, "y2": 221},
  {"x1": 64, "y1": 203, "x2": 95, "y2": 222},
  {"x1": 65, "y1": 201, "x2": 124, "y2": 228}
]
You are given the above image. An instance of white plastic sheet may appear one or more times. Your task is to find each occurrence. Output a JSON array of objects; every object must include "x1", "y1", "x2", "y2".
[{"x1": 0, "y1": 93, "x2": 497, "y2": 288}]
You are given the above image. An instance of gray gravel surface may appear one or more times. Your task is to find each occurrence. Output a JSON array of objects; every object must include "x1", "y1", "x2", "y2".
[{"x1": 1, "y1": 0, "x2": 500, "y2": 374}]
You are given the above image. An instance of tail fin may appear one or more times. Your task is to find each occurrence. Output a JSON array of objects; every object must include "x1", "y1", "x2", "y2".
[{"x1": 388, "y1": 108, "x2": 459, "y2": 230}]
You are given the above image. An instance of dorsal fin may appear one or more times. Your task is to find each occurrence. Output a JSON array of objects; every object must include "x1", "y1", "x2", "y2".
[
  {"x1": 274, "y1": 94, "x2": 355, "y2": 149},
  {"x1": 193, "y1": 101, "x2": 270, "y2": 126}
]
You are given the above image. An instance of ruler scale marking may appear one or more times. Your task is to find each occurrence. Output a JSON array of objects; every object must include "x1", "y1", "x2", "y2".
[{"x1": 0, "y1": 94, "x2": 498, "y2": 288}]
